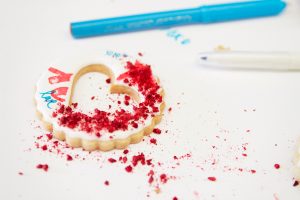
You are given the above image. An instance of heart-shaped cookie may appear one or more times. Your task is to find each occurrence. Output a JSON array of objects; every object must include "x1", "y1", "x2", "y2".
[{"x1": 35, "y1": 52, "x2": 165, "y2": 151}]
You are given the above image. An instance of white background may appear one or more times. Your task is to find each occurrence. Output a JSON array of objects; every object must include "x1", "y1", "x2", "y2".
[{"x1": 1, "y1": 0, "x2": 300, "y2": 199}]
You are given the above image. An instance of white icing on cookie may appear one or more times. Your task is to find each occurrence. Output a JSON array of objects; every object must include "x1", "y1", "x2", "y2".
[{"x1": 35, "y1": 52, "x2": 163, "y2": 141}]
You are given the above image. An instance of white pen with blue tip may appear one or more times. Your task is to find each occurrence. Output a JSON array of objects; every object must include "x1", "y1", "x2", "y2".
[{"x1": 197, "y1": 51, "x2": 300, "y2": 71}]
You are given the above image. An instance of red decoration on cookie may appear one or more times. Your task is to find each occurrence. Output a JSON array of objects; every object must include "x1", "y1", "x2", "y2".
[
  {"x1": 51, "y1": 87, "x2": 68, "y2": 102},
  {"x1": 48, "y1": 67, "x2": 72, "y2": 84}
]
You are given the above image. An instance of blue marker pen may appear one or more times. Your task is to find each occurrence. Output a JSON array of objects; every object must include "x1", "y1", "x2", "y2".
[{"x1": 71, "y1": 0, "x2": 286, "y2": 38}]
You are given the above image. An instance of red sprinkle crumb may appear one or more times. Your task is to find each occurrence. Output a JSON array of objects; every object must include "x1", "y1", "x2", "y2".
[
  {"x1": 148, "y1": 175, "x2": 154, "y2": 184},
  {"x1": 173, "y1": 197, "x2": 178, "y2": 200},
  {"x1": 52, "y1": 112, "x2": 57, "y2": 117},
  {"x1": 250, "y1": 169, "x2": 256, "y2": 174},
  {"x1": 41, "y1": 145, "x2": 48, "y2": 151},
  {"x1": 46, "y1": 133, "x2": 53, "y2": 140},
  {"x1": 106, "y1": 78, "x2": 111, "y2": 84},
  {"x1": 150, "y1": 138, "x2": 157, "y2": 145},
  {"x1": 153, "y1": 128, "x2": 161, "y2": 134},
  {"x1": 125, "y1": 165, "x2": 133, "y2": 173},
  {"x1": 66, "y1": 154, "x2": 73, "y2": 161},
  {"x1": 138, "y1": 52, "x2": 143, "y2": 56},
  {"x1": 91, "y1": 96, "x2": 95, "y2": 100},
  {"x1": 168, "y1": 107, "x2": 172, "y2": 112},
  {"x1": 18, "y1": 172, "x2": 24, "y2": 176},
  {"x1": 242, "y1": 153, "x2": 247, "y2": 157},
  {"x1": 160, "y1": 174, "x2": 168, "y2": 183},
  {"x1": 104, "y1": 180, "x2": 110, "y2": 186},
  {"x1": 36, "y1": 164, "x2": 49, "y2": 172},
  {"x1": 108, "y1": 158, "x2": 117, "y2": 163},
  {"x1": 274, "y1": 164, "x2": 280, "y2": 169},
  {"x1": 293, "y1": 180, "x2": 299, "y2": 187},
  {"x1": 123, "y1": 149, "x2": 129, "y2": 154},
  {"x1": 208, "y1": 177, "x2": 216, "y2": 182}
]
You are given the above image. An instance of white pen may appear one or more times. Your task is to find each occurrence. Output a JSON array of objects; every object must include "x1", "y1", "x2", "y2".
[{"x1": 197, "y1": 51, "x2": 300, "y2": 71}]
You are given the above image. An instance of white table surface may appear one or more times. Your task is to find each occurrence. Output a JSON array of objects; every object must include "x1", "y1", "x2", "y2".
[{"x1": 1, "y1": 0, "x2": 300, "y2": 199}]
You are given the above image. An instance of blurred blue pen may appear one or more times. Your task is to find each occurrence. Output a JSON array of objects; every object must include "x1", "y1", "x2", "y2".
[{"x1": 71, "y1": 0, "x2": 286, "y2": 38}]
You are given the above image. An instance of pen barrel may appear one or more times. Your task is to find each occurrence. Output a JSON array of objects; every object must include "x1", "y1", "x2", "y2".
[
  {"x1": 199, "y1": 52, "x2": 300, "y2": 71},
  {"x1": 71, "y1": 8, "x2": 201, "y2": 38},
  {"x1": 199, "y1": 0, "x2": 286, "y2": 23}
]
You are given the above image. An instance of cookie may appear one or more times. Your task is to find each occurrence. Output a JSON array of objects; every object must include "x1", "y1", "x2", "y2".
[{"x1": 35, "y1": 52, "x2": 165, "y2": 151}]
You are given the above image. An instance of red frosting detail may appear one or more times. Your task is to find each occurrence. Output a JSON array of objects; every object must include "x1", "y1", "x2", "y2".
[
  {"x1": 51, "y1": 87, "x2": 68, "y2": 102},
  {"x1": 54, "y1": 60, "x2": 162, "y2": 137},
  {"x1": 48, "y1": 67, "x2": 72, "y2": 84}
]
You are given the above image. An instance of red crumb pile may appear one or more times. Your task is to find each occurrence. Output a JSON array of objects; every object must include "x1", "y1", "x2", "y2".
[{"x1": 52, "y1": 61, "x2": 162, "y2": 137}]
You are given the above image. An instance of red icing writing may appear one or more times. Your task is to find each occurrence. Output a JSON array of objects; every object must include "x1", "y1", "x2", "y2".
[
  {"x1": 48, "y1": 67, "x2": 72, "y2": 84},
  {"x1": 51, "y1": 87, "x2": 68, "y2": 102}
]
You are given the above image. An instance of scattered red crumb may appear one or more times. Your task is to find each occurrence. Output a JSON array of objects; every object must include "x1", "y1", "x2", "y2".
[
  {"x1": 148, "y1": 175, "x2": 154, "y2": 184},
  {"x1": 125, "y1": 95, "x2": 130, "y2": 101},
  {"x1": 132, "y1": 122, "x2": 138, "y2": 128},
  {"x1": 108, "y1": 158, "x2": 117, "y2": 163},
  {"x1": 125, "y1": 165, "x2": 133, "y2": 172},
  {"x1": 250, "y1": 169, "x2": 256, "y2": 174},
  {"x1": 274, "y1": 164, "x2": 280, "y2": 169},
  {"x1": 132, "y1": 153, "x2": 146, "y2": 166},
  {"x1": 208, "y1": 177, "x2": 216, "y2": 182},
  {"x1": 173, "y1": 156, "x2": 178, "y2": 160},
  {"x1": 45, "y1": 133, "x2": 53, "y2": 140},
  {"x1": 91, "y1": 96, "x2": 95, "y2": 100},
  {"x1": 160, "y1": 174, "x2": 168, "y2": 183},
  {"x1": 41, "y1": 145, "x2": 48, "y2": 151},
  {"x1": 123, "y1": 149, "x2": 129, "y2": 154},
  {"x1": 66, "y1": 154, "x2": 73, "y2": 161},
  {"x1": 18, "y1": 172, "x2": 24, "y2": 176},
  {"x1": 106, "y1": 78, "x2": 111, "y2": 84},
  {"x1": 173, "y1": 197, "x2": 178, "y2": 200},
  {"x1": 138, "y1": 52, "x2": 143, "y2": 56},
  {"x1": 168, "y1": 107, "x2": 172, "y2": 112},
  {"x1": 150, "y1": 138, "x2": 157, "y2": 145},
  {"x1": 293, "y1": 180, "x2": 299, "y2": 187},
  {"x1": 146, "y1": 159, "x2": 152, "y2": 165},
  {"x1": 36, "y1": 164, "x2": 49, "y2": 172},
  {"x1": 95, "y1": 132, "x2": 101, "y2": 137},
  {"x1": 104, "y1": 180, "x2": 110, "y2": 186},
  {"x1": 52, "y1": 112, "x2": 57, "y2": 117},
  {"x1": 246, "y1": 130, "x2": 250, "y2": 133},
  {"x1": 124, "y1": 100, "x2": 129, "y2": 106},
  {"x1": 242, "y1": 153, "x2": 247, "y2": 157},
  {"x1": 72, "y1": 103, "x2": 78, "y2": 108},
  {"x1": 153, "y1": 128, "x2": 161, "y2": 134}
]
